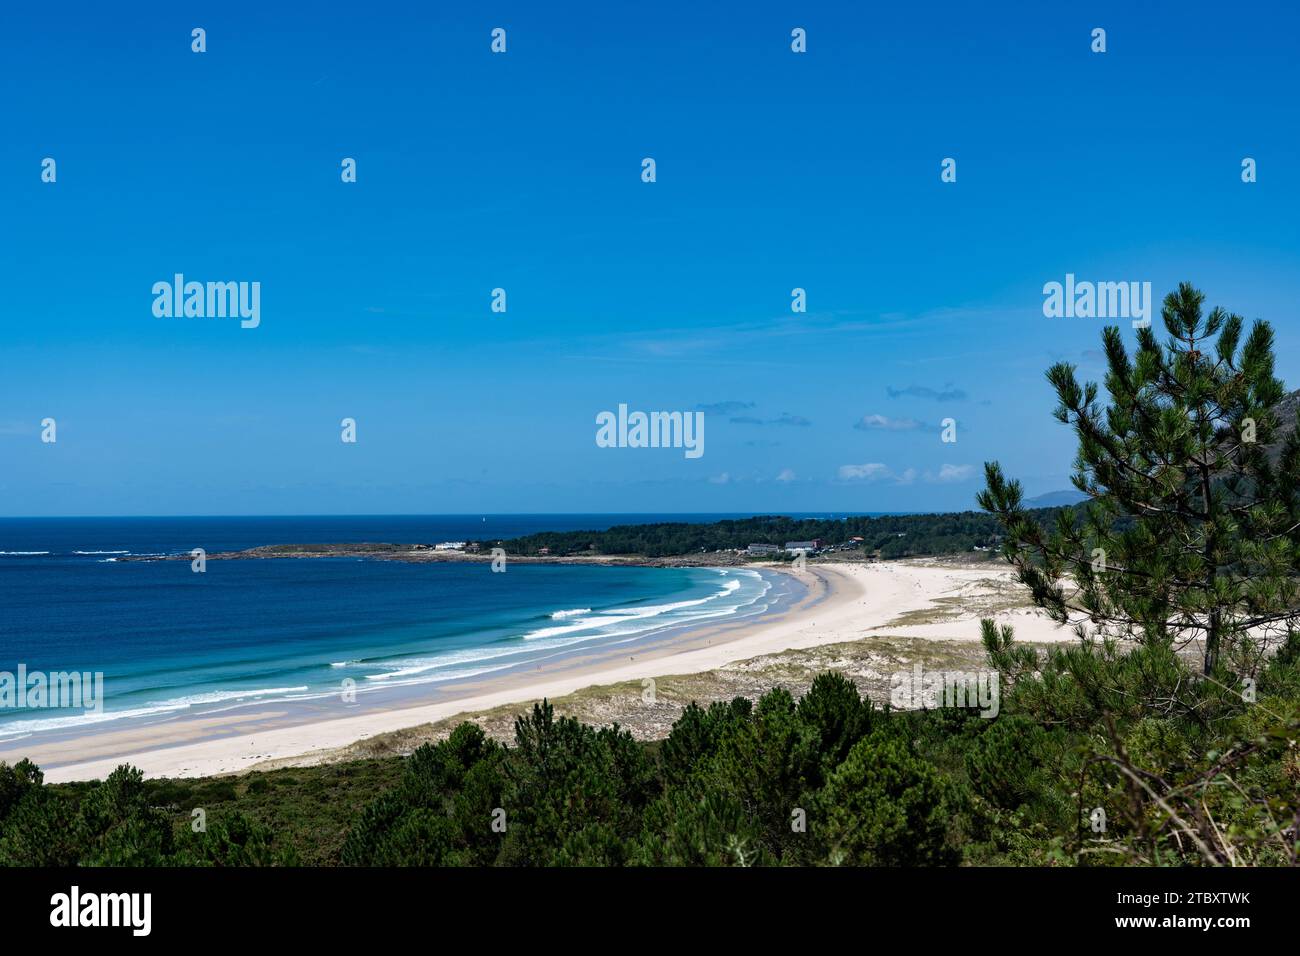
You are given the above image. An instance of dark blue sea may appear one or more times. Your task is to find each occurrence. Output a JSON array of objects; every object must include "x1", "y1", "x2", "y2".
[{"x1": 0, "y1": 515, "x2": 851, "y2": 740}]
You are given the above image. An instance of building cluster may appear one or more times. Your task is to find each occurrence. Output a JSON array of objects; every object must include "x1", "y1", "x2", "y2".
[
  {"x1": 424, "y1": 541, "x2": 484, "y2": 552},
  {"x1": 744, "y1": 537, "x2": 866, "y2": 557}
]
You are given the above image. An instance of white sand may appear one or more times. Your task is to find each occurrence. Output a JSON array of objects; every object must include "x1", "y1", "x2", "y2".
[{"x1": 6, "y1": 559, "x2": 1071, "y2": 783}]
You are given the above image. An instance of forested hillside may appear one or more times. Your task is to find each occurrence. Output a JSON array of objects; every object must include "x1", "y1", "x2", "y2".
[{"x1": 500, "y1": 510, "x2": 1062, "y2": 559}]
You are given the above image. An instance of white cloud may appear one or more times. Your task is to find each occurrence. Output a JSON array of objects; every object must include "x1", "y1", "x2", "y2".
[
  {"x1": 837, "y1": 463, "x2": 893, "y2": 482},
  {"x1": 932, "y1": 464, "x2": 974, "y2": 483},
  {"x1": 838, "y1": 463, "x2": 966, "y2": 485},
  {"x1": 776, "y1": 468, "x2": 796, "y2": 483}
]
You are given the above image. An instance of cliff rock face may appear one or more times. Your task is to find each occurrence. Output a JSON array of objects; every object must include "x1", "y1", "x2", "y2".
[{"x1": 1268, "y1": 389, "x2": 1300, "y2": 463}]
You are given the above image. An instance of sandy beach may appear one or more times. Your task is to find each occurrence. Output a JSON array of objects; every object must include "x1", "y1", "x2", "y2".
[{"x1": 1, "y1": 558, "x2": 1073, "y2": 783}]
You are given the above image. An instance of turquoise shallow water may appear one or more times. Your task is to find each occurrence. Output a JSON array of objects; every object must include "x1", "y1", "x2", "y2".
[{"x1": 0, "y1": 516, "x2": 800, "y2": 740}]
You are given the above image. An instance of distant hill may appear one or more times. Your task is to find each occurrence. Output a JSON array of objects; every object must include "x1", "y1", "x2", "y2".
[
  {"x1": 1268, "y1": 389, "x2": 1300, "y2": 463},
  {"x1": 498, "y1": 511, "x2": 1059, "y2": 559},
  {"x1": 1023, "y1": 489, "x2": 1088, "y2": 508}
]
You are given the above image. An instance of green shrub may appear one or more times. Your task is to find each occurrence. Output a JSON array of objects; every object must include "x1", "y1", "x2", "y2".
[{"x1": 820, "y1": 732, "x2": 961, "y2": 866}]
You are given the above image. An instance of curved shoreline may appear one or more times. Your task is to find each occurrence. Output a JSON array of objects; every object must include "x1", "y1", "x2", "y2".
[
  {"x1": 4, "y1": 559, "x2": 1075, "y2": 783},
  {"x1": 0, "y1": 564, "x2": 827, "y2": 782}
]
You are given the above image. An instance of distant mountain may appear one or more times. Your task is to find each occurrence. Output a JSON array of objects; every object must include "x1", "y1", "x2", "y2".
[{"x1": 1024, "y1": 489, "x2": 1089, "y2": 508}]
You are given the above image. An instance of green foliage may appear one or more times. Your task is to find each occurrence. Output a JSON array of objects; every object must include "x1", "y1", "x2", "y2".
[
  {"x1": 970, "y1": 619, "x2": 1300, "y2": 865},
  {"x1": 4, "y1": 649, "x2": 1297, "y2": 866},
  {"x1": 0, "y1": 759, "x2": 42, "y2": 822},
  {"x1": 657, "y1": 697, "x2": 751, "y2": 788},
  {"x1": 963, "y1": 714, "x2": 1048, "y2": 810},
  {"x1": 820, "y1": 731, "x2": 961, "y2": 866},
  {"x1": 968, "y1": 288, "x2": 1300, "y2": 864},
  {"x1": 174, "y1": 811, "x2": 297, "y2": 866},
  {"x1": 331, "y1": 676, "x2": 963, "y2": 866},
  {"x1": 797, "y1": 672, "x2": 876, "y2": 782},
  {"x1": 693, "y1": 688, "x2": 821, "y2": 862},
  {"x1": 497, "y1": 701, "x2": 656, "y2": 866},
  {"x1": 341, "y1": 722, "x2": 504, "y2": 866},
  {"x1": 496, "y1": 511, "x2": 1061, "y2": 559},
  {"x1": 980, "y1": 618, "x2": 1037, "y2": 683},
  {"x1": 633, "y1": 787, "x2": 771, "y2": 866},
  {"x1": 74, "y1": 765, "x2": 174, "y2": 865},
  {"x1": 0, "y1": 759, "x2": 321, "y2": 867},
  {"x1": 979, "y1": 283, "x2": 1300, "y2": 678},
  {"x1": 0, "y1": 772, "x2": 80, "y2": 866}
]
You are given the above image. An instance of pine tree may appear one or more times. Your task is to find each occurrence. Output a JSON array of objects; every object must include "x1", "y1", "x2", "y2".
[{"x1": 979, "y1": 282, "x2": 1300, "y2": 679}]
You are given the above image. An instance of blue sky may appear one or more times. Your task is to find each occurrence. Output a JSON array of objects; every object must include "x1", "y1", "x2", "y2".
[{"x1": 3, "y1": 0, "x2": 1299, "y2": 516}]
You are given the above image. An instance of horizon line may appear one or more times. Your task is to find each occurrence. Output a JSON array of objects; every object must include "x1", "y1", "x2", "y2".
[{"x1": 0, "y1": 510, "x2": 933, "y2": 520}]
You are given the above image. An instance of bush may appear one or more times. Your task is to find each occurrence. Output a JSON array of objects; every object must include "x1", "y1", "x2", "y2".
[
  {"x1": 964, "y1": 715, "x2": 1048, "y2": 810},
  {"x1": 820, "y1": 732, "x2": 961, "y2": 866}
]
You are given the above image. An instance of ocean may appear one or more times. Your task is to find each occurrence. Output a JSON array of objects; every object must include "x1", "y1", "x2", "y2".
[{"x1": 0, "y1": 515, "x2": 824, "y2": 741}]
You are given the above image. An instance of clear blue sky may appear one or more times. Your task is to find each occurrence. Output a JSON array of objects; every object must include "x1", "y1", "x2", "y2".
[{"x1": 3, "y1": 0, "x2": 1298, "y2": 516}]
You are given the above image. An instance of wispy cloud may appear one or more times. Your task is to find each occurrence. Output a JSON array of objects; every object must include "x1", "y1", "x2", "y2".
[
  {"x1": 770, "y1": 413, "x2": 811, "y2": 427},
  {"x1": 729, "y1": 412, "x2": 812, "y2": 427},
  {"x1": 553, "y1": 304, "x2": 1002, "y2": 366},
  {"x1": 696, "y1": 400, "x2": 756, "y2": 415},
  {"x1": 854, "y1": 413, "x2": 922, "y2": 431},
  {"x1": 886, "y1": 384, "x2": 967, "y2": 402}
]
